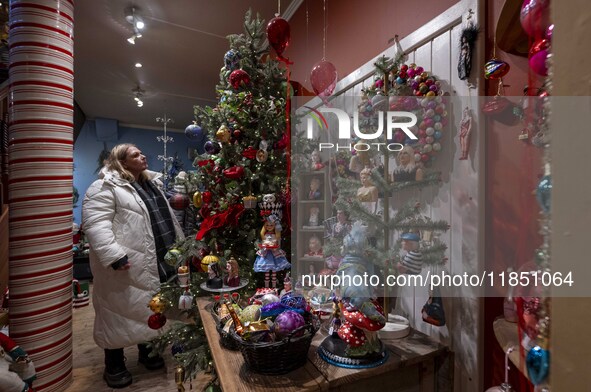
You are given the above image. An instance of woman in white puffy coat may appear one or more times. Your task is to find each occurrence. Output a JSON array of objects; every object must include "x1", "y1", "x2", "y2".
[{"x1": 82, "y1": 144, "x2": 183, "y2": 388}]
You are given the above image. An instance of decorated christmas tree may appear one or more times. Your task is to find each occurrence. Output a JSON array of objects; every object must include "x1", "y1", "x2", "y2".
[{"x1": 148, "y1": 10, "x2": 293, "y2": 382}]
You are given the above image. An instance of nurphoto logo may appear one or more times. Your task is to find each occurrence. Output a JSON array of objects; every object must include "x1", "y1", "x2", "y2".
[{"x1": 305, "y1": 106, "x2": 418, "y2": 152}]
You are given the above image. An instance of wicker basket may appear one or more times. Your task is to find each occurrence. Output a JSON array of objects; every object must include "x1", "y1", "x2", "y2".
[{"x1": 230, "y1": 315, "x2": 320, "y2": 375}]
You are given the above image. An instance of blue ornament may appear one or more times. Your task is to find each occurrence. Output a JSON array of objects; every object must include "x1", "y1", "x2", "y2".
[
  {"x1": 434, "y1": 130, "x2": 442, "y2": 140},
  {"x1": 280, "y1": 293, "x2": 307, "y2": 311},
  {"x1": 536, "y1": 175, "x2": 552, "y2": 213},
  {"x1": 433, "y1": 115, "x2": 441, "y2": 122},
  {"x1": 396, "y1": 76, "x2": 405, "y2": 85},
  {"x1": 224, "y1": 49, "x2": 241, "y2": 71},
  {"x1": 526, "y1": 345, "x2": 550, "y2": 385},
  {"x1": 185, "y1": 124, "x2": 204, "y2": 141},
  {"x1": 260, "y1": 302, "x2": 287, "y2": 318},
  {"x1": 204, "y1": 141, "x2": 221, "y2": 155}
]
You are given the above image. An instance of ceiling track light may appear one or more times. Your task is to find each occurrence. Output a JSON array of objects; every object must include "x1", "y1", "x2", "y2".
[
  {"x1": 132, "y1": 86, "x2": 145, "y2": 108},
  {"x1": 124, "y1": 6, "x2": 145, "y2": 44}
]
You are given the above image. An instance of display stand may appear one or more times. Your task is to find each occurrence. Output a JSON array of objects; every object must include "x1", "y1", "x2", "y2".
[
  {"x1": 199, "y1": 278, "x2": 249, "y2": 294},
  {"x1": 197, "y1": 297, "x2": 452, "y2": 391}
]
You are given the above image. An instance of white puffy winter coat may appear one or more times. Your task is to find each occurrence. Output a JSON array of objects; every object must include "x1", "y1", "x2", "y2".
[{"x1": 82, "y1": 169, "x2": 183, "y2": 349}]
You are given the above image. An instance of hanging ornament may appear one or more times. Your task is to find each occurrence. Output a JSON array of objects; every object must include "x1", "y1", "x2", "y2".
[
  {"x1": 310, "y1": 60, "x2": 338, "y2": 102},
  {"x1": 529, "y1": 39, "x2": 550, "y2": 76},
  {"x1": 242, "y1": 195, "x2": 257, "y2": 209},
  {"x1": 457, "y1": 11, "x2": 479, "y2": 80},
  {"x1": 370, "y1": 90, "x2": 388, "y2": 112},
  {"x1": 204, "y1": 141, "x2": 221, "y2": 155},
  {"x1": 202, "y1": 191, "x2": 212, "y2": 204},
  {"x1": 229, "y1": 69, "x2": 251, "y2": 89},
  {"x1": 148, "y1": 313, "x2": 167, "y2": 329},
  {"x1": 485, "y1": 347, "x2": 514, "y2": 391},
  {"x1": 526, "y1": 345, "x2": 550, "y2": 385},
  {"x1": 192, "y1": 191, "x2": 203, "y2": 208},
  {"x1": 536, "y1": 175, "x2": 552, "y2": 213},
  {"x1": 256, "y1": 149, "x2": 268, "y2": 163},
  {"x1": 178, "y1": 292, "x2": 194, "y2": 310},
  {"x1": 520, "y1": 0, "x2": 550, "y2": 38},
  {"x1": 148, "y1": 294, "x2": 167, "y2": 313},
  {"x1": 170, "y1": 193, "x2": 190, "y2": 210},
  {"x1": 164, "y1": 248, "x2": 182, "y2": 266},
  {"x1": 216, "y1": 125, "x2": 231, "y2": 143},
  {"x1": 266, "y1": 16, "x2": 290, "y2": 58},
  {"x1": 224, "y1": 49, "x2": 241, "y2": 71},
  {"x1": 184, "y1": 123, "x2": 204, "y2": 141},
  {"x1": 484, "y1": 59, "x2": 511, "y2": 79},
  {"x1": 175, "y1": 365, "x2": 186, "y2": 392}
]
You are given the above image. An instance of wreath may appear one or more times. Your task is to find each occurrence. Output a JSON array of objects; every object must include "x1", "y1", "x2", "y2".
[{"x1": 359, "y1": 58, "x2": 449, "y2": 167}]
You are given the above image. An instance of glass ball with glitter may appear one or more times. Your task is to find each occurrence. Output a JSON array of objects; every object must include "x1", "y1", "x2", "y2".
[{"x1": 224, "y1": 49, "x2": 241, "y2": 71}]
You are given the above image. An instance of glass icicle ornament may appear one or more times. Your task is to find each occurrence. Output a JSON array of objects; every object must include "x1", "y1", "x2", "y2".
[{"x1": 485, "y1": 346, "x2": 514, "y2": 391}]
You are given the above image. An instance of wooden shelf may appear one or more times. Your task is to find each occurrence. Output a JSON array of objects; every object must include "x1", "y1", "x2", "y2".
[
  {"x1": 197, "y1": 297, "x2": 452, "y2": 391},
  {"x1": 492, "y1": 317, "x2": 530, "y2": 381}
]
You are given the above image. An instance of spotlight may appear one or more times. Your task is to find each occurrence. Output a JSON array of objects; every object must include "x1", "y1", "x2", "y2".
[
  {"x1": 124, "y1": 6, "x2": 145, "y2": 43},
  {"x1": 132, "y1": 86, "x2": 145, "y2": 108}
]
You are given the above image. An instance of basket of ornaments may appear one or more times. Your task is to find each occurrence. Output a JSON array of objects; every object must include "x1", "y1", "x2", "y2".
[{"x1": 226, "y1": 291, "x2": 320, "y2": 375}]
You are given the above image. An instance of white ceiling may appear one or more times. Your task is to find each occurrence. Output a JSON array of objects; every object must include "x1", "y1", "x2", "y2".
[{"x1": 73, "y1": 0, "x2": 301, "y2": 131}]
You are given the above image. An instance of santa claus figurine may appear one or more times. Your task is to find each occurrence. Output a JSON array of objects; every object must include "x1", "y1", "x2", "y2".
[{"x1": 0, "y1": 332, "x2": 36, "y2": 392}]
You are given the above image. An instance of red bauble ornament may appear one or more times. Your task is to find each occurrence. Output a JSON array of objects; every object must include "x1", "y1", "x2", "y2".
[
  {"x1": 310, "y1": 60, "x2": 338, "y2": 100},
  {"x1": 202, "y1": 191, "x2": 212, "y2": 203},
  {"x1": 266, "y1": 16, "x2": 290, "y2": 57},
  {"x1": 169, "y1": 193, "x2": 190, "y2": 210},
  {"x1": 148, "y1": 313, "x2": 167, "y2": 329},
  {"x1": 229, "y1": 69, "x2": 251, "y2": 89}
]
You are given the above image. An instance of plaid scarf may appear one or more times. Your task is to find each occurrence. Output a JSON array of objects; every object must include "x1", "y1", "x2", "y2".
[{"x1": 131, "y1": 180, "x2": 176, "y2": 282}]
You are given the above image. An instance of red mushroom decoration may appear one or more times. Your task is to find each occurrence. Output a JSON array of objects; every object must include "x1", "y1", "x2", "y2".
[
  {"x1": 337, "y1": 321, "x2": 366, "y2": 348},
  {"x1": 339, "y1": 300, "x2": 386, "y2": 353}
]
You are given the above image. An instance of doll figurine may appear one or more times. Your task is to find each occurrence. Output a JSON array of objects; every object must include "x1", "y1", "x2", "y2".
[
  {"x1": 280, "y1": 273, "x2": 292, "y2": 297},
  {"x1": 308, "y1": 177, "x2": 322, "y2": 200},
  {"x1": 308, "y1": 206, "x2": 320, "y2": 227},
  {"x1": 356, "y1": 167, "x2": 378, "y2": 202},
  {"x1": 253, "y1": 214, "x2": 291, "y2": 288},
  {"x1": 310, "y1": 149, "x2": 325, "y2": 170},
  {"x1": 332, "y1": 209, "x2": 352, "y2": 238},
  {"x1": 306, "y1": 235, "x2": 323, "y2": 257},
  {"x1": 206, "y1": 262, "x2": 223, "y2": 289},
  {"x1": 392, "y1": 146, "x2": 423, "y2": 183},
  {"x1": 224, "y1": 256, "x2": 241, "y2": 287},
  {"x1": 396, "y1": 232, "x2": 423, "y2": 275},
  {"x1": 458, "y1": 107, "x2": 473, "y2": 160}
]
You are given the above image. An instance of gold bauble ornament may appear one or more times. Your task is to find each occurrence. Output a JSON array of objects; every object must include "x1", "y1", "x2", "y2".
[
  {"x1": 201, "y1": 254, "x2": 220, "y2": 271},
  {"x1": 216, "y1": 125, "x2": 231, "y2": 143},
  {"x1": 148, "y1": 294, "x2": 166, "y2": 313},
  {"x1": 193, "y1": 191, "x2": 203, "y2": 208}
]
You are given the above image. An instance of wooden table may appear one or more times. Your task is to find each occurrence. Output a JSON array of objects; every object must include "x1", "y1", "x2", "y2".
[{"x1": 197, "y1": 298, "x2": 451, "y2": 392}]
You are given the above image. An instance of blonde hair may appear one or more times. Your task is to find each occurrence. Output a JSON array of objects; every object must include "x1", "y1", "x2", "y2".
[
  {"x1": 397, "y1": 146, "x2": 417, "y2": 170},
  {"x1": 106, "y1": 143, "x2": 148, "y2": 182}
]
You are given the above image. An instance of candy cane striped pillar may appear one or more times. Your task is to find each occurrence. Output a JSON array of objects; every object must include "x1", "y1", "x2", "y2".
[{"x1": 7, "y1": 1, "x2": 74, "y2": 391}]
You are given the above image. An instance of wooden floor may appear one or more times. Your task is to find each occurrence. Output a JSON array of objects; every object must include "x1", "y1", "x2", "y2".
[{"x1": 65, "y1": 285, "x2": 211, "y2": 392}]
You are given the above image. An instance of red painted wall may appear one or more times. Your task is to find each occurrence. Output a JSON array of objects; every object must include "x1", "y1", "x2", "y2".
[
  {"x1": 288, "y1": 0, "x2": 458, "y2": 90},
  {"x1": 484, "y1": 1, "x2": 543, "y2": 390}
]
